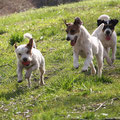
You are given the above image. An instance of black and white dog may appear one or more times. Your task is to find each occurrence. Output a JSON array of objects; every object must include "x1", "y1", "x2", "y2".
[{"x1": 92, "y1": 14, "x2": 119, "y2": 65}]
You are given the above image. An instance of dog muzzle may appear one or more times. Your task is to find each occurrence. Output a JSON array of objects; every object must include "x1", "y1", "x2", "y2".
[
  {"x1": 105, "y1": 35, "x2": 111, "y2": 41},
  {"x1": 70, "y1": 36, "x2": 78, "y2": 46},
  {"x1": 22, "y1": 61, "x2": 30, "y2": 66}
]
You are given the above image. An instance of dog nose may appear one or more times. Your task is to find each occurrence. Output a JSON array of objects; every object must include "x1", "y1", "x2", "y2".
[
  {"x1": 23, "y1": 58, "x2": 28, "y2": 62},
  {"x1": 66, "y1": 37, "x2": 70, "y2": 41},
  {"x1": 106, "y1": 30, "x2": 110, "y2": 35}
]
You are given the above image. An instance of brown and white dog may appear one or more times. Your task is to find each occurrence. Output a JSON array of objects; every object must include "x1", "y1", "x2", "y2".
[
  {"x1": 92, "y1": 14, "x2": 119, "y2": 65},
  {"x1": 65, "y1": 17, "x2": 104, "y2": 77},
  {"x1": 15, "y1": 33, "x2": 45, "y2": 87}
]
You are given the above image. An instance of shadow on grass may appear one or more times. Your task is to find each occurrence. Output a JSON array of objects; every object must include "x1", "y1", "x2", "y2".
[
  {"x1": 0, "y1": 83, "x2": 28, "y2": 100},
  {"x1": 30, "y1": 0, "x2": 81, "y2": 8},
  {"x1": 0, "y1": 30, "x2": 7, "y2": 35},
  {"x1": 39, "y1": 92, "x2": 120, "y2": 120},
  {"x1": 117, "y1": 31, "x2": 120, "y2": 36}
]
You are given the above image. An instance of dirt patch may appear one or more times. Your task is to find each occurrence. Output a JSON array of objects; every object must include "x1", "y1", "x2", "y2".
[{"x1": 0, "y1": 0, "x2": 80, "y2": 16}]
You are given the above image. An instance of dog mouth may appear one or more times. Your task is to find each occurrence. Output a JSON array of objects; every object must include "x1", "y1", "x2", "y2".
[
  {"x1": 22, "y1": 61, "x2": 30, "y2": 66},
  {"x1": 70, "y1": 36, "x2": 78, "y2": 46},
  {"x1": 105, "y1": 35, "x2": 111, "y2": 41}
]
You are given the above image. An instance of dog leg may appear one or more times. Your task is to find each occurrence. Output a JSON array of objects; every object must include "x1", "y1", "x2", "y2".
[
  {"x1": 39, "y1": 66, "x2": 45, "y2": 85},
  {"x1": 73, "y1": 51, "x2": 79, "y2": 69},
  {"x1": 104, "y1": 49, "x2": 112, "y2": 66},
  {"x1": 111, "y1": 45, "x2": 116, "y2": 64},
  {"x1": 25, "y1": 70, "x2": 31, "y2": 88},
  {"x1": 25, "y1": 64, "x2": 38, "y2": 78},
  {"x1": 106, "y1": 48, "x2": 110, "y2": 54},
  {"x1": 27, "y1": 78, "x2": 31, "y2": 88},
  {"x1": 82, "y1": 50, "x2": 93, "y2": 72},
  {"x1": 96, "y1": 55, "x2": 103, "y2": 77},
  {"x1": 17, "y1": 65, "x2": 23, "y2": 83},
  {"x1": 90, "y1": 61, "x2": 96, "y2": 75},
  {"x1": 25, "y1": 64, "x2": 38, "y2": 87}
]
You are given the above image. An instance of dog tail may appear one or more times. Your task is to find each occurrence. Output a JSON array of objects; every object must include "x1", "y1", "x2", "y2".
[
  {"x1": 24, "y1": 33, "x2": 36, "y2": 48},
  {"x1": 92, "y1": 23, "x2": 104, "y2": 37}
]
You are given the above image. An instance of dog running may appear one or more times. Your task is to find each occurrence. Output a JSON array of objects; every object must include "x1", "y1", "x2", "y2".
[
  {"x1": 15, "y1": 33, "x2": 45, "y2": 87},
  {"x1": 65, "y1": 17, "x2": 104, "y2": 77},
  {"x1": 92, "y1": 14, "x2": 119, "y2": 65}
]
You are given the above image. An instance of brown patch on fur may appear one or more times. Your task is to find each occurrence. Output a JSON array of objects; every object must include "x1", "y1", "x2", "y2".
[
  {"x1": 26, "y1": 50, "x2": 31, "y2": 54},
  {"x1": 74, "y1": 17, "x2": 83, "y2": 25},
  {"x1": 26, "y1": 38, "x2": 33, "y2": 54},
  {"x1": 66, "y1": 23, "x2": 80, "y2": 35},
  {"x1": 27, "y1": 38, "x2": 33, "y2": 49},
  {"x1": 65, "y1": 17, "x2": 82, "y2": 35},
  {"x1": 14, "y1": 43, "x2": 17, "y2": 49}
]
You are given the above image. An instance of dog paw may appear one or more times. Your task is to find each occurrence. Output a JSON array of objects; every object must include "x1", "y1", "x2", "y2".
[
  {"x1": 91, "y1": 69, "x2": 96, "y2": 75},
  {"x1": 18, "y1": 79, "x2": 23, "y2": 83},
  {"x1": 81, "y1": 68, "x2": 88, "y2": 72},
  {"x1": 40, "y1": 82, "x2": 45, "y2": 86},
  {"x1": 106, "y1": 58, "x2": 112, "y2": 66},
  {"x1": 82, "y1": 66, "x2": 88, "y2": 72},
  {"x1": 74, "y1": 64, "x2": 79, "y2": 69},
  {"x1": 108, "y1": 61, "x2": 112, "y2": 66},
  {"x1": 75, "y1": 66, "x2": 79, "y2": 69},
  {"x1": 111, "y1": 58, "x2": 115, "y2": 64},
  {"x1": 39, "y1": 81, "x2": 45, "y2": 86}
]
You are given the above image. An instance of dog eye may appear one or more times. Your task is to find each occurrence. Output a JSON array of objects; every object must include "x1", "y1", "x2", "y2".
[
  {"x1": 66, "y1": 30, "x2": 68, "y2": 33},
  {"x1": 26, "y1": 51, "x2": 30, "y2": 54},
  {"x1": 109, "y1": 26, "x2": 114, "y2": 29},
  {"x1": 103, "y1": 25, "x2": 107, "y2": 30},
  {"x1": 18, "y1": 53, "x2": 21, "y2": 56},
  {"x1": 70, "y1": 29, "x2": 75, "y2": 34}
]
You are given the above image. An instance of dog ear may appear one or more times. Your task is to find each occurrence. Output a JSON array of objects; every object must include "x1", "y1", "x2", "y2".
[
  {"x1": 110, "y1": 19, "x2": 119, "y2": 26},
  {"x1": 74, "y1": 17, "x2": 83, "y2": 25},
  {"x1": 14, "y1": 43, "x2": 17, "y2": 49},
  {"x1": 27, "y1": 38, "x2": 33, "y2": 49},
  {"x1": 64, "y1": 20, "x2": 70, "y2": 27},
  {"x1": 97, "y1": 20, "x2": 105, "y2": 26}
]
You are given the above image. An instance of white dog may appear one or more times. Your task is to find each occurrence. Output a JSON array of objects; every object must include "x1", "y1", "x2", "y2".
[
  {"x1": 65, "y1": 17, "x2": 104, "y2": 77},
  {"x1": 15, "y1": 33, "x2": 45, "y2": 87},
  {"x1": 92, "y1": 14, "x2": 119, "y2": 65}
]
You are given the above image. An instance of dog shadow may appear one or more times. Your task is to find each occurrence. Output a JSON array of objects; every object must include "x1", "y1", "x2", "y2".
[
  {"x1": 117, "y1": 31, "x2": 120, "y2": 36},
  {"x1": 0, "y1": 83, "x2": 28, "y2": 100}
]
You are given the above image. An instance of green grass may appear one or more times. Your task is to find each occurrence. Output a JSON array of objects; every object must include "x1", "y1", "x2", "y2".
[{"x1": 0, "y1": 0, "x2": 120, "y2": 119}]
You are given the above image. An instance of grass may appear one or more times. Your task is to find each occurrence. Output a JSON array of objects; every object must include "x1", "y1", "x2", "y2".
[{"x1": 0, "y1": 0, "x2": 120, "y2": 119}]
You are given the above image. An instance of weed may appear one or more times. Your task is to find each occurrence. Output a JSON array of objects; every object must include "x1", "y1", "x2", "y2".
[{"x1": 9, "y1": 32, "x2": 24, "y2": 46}]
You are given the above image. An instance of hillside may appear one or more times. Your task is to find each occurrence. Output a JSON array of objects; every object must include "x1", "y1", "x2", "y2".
[
  {"x1": 0, "y1": 0, "x2": 79, "y2": 16},
  {"x1": 0, "y1": 0, "x2": 120, "y2": 119}
]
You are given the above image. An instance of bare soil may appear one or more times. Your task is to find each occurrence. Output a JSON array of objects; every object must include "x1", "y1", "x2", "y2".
[{"x1": 0, "y1": 0, "x2": 80, "y2": 16}]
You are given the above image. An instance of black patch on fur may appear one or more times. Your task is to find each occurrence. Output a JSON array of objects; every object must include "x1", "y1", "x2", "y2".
[
  {"x1": 102, "y1": 19, "x2": 119, "y2": 31},
  {"x1": 97, "y1": 20, "x2": 105, "y2": 26}
]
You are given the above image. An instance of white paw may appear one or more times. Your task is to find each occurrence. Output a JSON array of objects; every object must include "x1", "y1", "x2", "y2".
[
  {"x1": 81, "y1": 67, "x2": 88, "y2": 72},
  {"x1": 74, "y1": 63, "x2": 79, "y2": 69},
  {"x1": 40, "y1": 82, "x2": 45, "y2": 86},
  {"x1": 111, "y1": 57, "x2": 115, "y2": 63},
  {"x1": 18, "y1": 79, "x2": 23, "y2": 83},
  {"x1": 91, "y1": 69, "x2": 96, "y2": 75},
  {"x1": 107, "y1": 59, "x2": 112, "y2": 66}
]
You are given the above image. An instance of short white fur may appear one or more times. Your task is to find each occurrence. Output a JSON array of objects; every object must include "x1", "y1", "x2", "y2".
[
  {"x1": 66, "y1": 18, "x2": 104, "y2": 77},
  {"x1": 15, "y1": 33, "x2": 45, "y2": 87}
]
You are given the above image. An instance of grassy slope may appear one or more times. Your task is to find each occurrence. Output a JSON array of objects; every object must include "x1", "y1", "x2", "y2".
[{"x1": 0, "y1": 0, "x2": 120, "y2": 119}]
